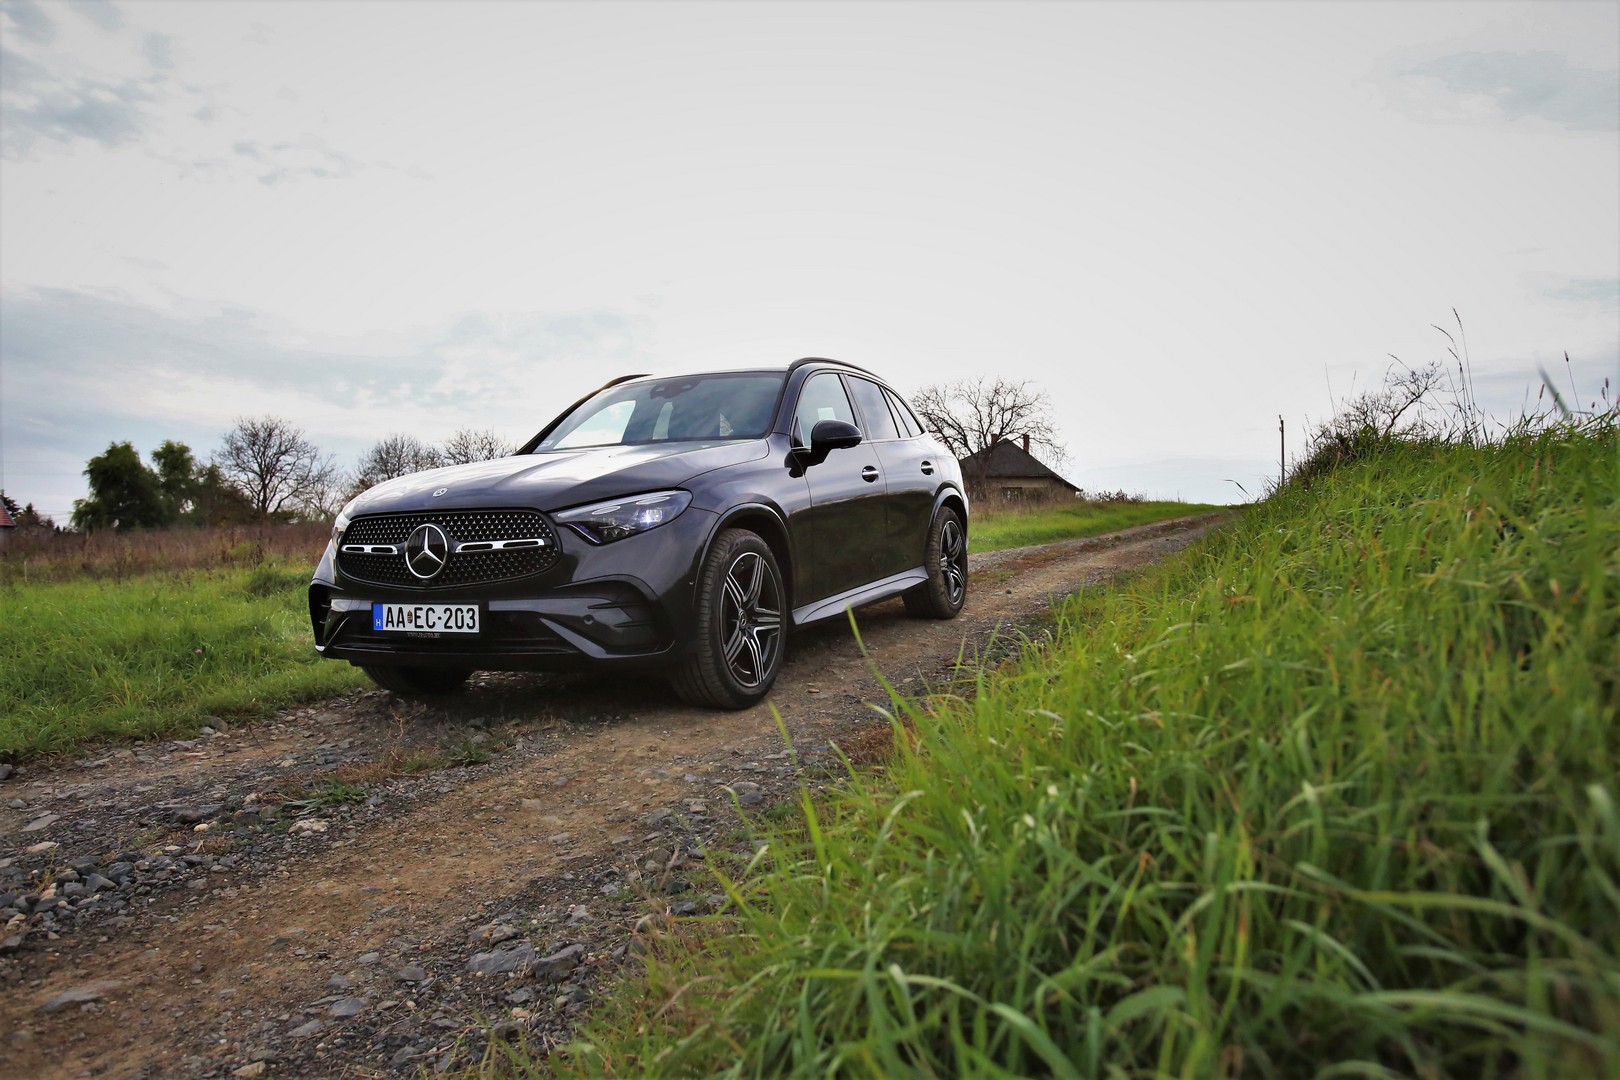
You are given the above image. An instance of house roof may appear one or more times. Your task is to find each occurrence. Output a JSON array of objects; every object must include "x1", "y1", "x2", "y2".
[
  {"x1": 0, "y1": 502, "x2": 15, "y2": 528},
  {"x1": 959, "y1": 440, "x2": 1081, "y2": 490}
]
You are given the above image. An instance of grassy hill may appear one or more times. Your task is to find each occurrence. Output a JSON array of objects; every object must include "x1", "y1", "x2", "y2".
[{"x1": 553, "y1": 414, "x2": 1619, "y2": 1078}]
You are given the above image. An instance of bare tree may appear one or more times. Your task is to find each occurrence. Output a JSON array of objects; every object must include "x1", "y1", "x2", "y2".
[
  {"x1": 442, "y1": 427, "x2": 514, "y2": 465},
  {"x1": 354, "y1": 434, "x2": 444, "y2": 491},
  {"x1": 294, "y1": 467, "x2": 356, "y2": 521},
  {"x1": 213, "y1": 416, "x2": 341, "y2": 518},
  {"x1": 911, "y1": 378, "x2": 1067, "y2": 465}
]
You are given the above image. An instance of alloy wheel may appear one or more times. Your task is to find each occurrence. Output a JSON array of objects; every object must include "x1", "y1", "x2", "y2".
[
  {"x1": 720, "y1": 550, "x2": 783, "y2": 689},
  {"x1": 940, "y1": 517, "x2": 967, "y2": 606}
]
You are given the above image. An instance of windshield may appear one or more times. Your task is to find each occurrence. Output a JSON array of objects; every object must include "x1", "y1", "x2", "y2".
[{"x1": 535, "y1": 372, "x2": 786, "y2": 451}]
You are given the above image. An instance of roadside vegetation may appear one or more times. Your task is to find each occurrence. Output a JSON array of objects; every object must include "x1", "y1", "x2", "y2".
[
  {"x1": 1, "y1": 492, "x2": 1208, "y2": 760},
  {"x1": 537, "y1": 381, "x2": 1618, "y2": 1077},
  {"x1": 970, "y1": 495, "x2": 1223, "y2": 553},
  {"x1": 1, "y1": 556, "x2": 366, "y2": 757}
]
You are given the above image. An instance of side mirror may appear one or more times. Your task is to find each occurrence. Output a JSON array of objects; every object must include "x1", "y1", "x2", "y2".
[{"x1": 800, "y1": 419, "x2": 862, "y2": 466}]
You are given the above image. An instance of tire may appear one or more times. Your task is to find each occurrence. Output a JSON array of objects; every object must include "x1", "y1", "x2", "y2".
[
  {"x1": 904, "y1": 506, "x2": 968, "y2": 619},
  {"x1": 671, "y1": 529, "x2": 786, "y2": 709},
  {"x1": 361, "y1": 664, "x2": 473, "y2": 696}
]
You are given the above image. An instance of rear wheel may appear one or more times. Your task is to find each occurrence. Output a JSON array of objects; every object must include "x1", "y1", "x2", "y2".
[
  {"x1": 361, "y1": 665, "x2": 473, "y2": 696},
  {"x1": 904, "y1": 507, "x2": 968, "y2": 619},
  {"x1": 672, "y1": 529, "x2": 785, "y2": 709}
]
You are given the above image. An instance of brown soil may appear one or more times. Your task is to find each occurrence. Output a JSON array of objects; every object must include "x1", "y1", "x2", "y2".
[{"x1": 0, "y1": 513, "x2": 1227, "y2": 1078}]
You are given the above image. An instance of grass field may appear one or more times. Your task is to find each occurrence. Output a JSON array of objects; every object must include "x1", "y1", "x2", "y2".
[
  {"x1": 545, "y1": 416, "x2": 1619, "y2": 1078},
  {"x1": 0, "y1": 561, "x2": 367, "y2": 757},
  {"x1": 969, "y1": 498, "x2": 1224, "y2": 553},
  {"x1": 1, "y1": 498, "x2": 1210, "y2": 760}
]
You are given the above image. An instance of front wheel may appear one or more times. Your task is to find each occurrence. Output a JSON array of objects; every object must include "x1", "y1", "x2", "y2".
[
  {"x1": 904, "y1": 507, "x2": 968, "y2": 619},
  {"x1": 361, "y1": 664, "x2": 473, "y2": 696},
  {"x1": 672, "y1": 529, "x2": 786, "y2": 709}
]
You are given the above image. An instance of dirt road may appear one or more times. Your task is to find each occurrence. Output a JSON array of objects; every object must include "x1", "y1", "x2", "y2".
[{"x1": 0, "y1": 513, "x2": 1225, "y2": 1078}]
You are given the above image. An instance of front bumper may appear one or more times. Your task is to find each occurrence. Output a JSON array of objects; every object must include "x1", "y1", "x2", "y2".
[{"x1": 309, "y1": 506, "x2": 717, "y2": 672}]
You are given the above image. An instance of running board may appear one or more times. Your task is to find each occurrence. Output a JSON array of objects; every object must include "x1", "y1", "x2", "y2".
[{"x1": 792, "y1": 568, "x2": 928, "y2": 626}]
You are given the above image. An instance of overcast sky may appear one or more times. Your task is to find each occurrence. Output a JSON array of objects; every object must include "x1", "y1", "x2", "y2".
[{"x1": 2, "y1": 0, "x2": 1616, "y2": 520}]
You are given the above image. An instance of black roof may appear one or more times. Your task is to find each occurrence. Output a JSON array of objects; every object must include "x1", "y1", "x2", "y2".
[{"x1": 959, "y1": 440, "x2": 1079, "y2": 489}]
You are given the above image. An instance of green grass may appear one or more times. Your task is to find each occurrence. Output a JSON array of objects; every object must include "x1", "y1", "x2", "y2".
[
  {"x1": 0, "y1": 499, "x2": 1209, "y2": 762},
  {"x1": 970, "y1": 500, "x2": 1225, "y2": 554},
  {"x1": 551, "y1": 419, "x2": 1619, "y2": 1079},
  {"x1": 0, "y1": 560, "x2": 365, "y2": 757}
]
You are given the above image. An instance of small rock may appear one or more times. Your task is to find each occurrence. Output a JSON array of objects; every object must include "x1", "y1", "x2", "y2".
[
  {"x1": 504, "y1": 988, "x2": 534, "y2": 1005},
  {"x1": 39, "y1": 980, "x2": 123, "y2": 1012},
  {"x1": 396, "y1": 965, "x2": 428, "y2": 983},
  {"x1": 0, "y1": 764, "x2": 12, "y2": 781},
  {"x1": 468, "y1": 923, "x2": 519, "y2": 946},
  {"x1": 671, "y1": 900, "x2": 701, "y2": 917},
  {"x1": 290, "y1": 819, "x2": 328, "y2": 835},
  {"x1": 84, "y1": 874, "x2": 116, "y2": 893},
  {"x1": 288, "y1": 1019, "x2": 325, "y2": 1037},
  {"x1": 174, "y1": 805, "x2": 224, "y2": 825},
  {"x1": 328, "y1": 997, "x2": 369, "y2": 1019},
  {"x1": 466, "y1": 942, "x2": 534, "y2": 977},
  {"x1": 357, "y1": 951, "x2": 381, "y2": 965},
  {"x1": 533, "y1": 943, "x2": 584, "y2": 979},
  {"x1": 231, "y1": 1063, "x2": 266, "y2": 1079},
  {"x1": 20, "y1": 814, "x2": 59, "y2": 833}
]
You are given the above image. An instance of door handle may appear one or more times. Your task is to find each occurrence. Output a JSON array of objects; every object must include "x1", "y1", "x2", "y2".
[
  {"x1": 920, "y1": 460, "x2": 934, "y2": 475},
  {"x1": 861, "y1": 466, "x2": 880, "y2": 483}
]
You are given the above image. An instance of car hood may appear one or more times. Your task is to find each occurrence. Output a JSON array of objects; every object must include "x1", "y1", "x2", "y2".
[{"x1": 343, "y1": 440, "x2": 770, "y2": 517}]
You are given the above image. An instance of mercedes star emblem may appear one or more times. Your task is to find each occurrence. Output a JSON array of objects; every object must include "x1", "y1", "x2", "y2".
[{"x1": 405, "y1": 523, "x2": 450, "y2": 579}]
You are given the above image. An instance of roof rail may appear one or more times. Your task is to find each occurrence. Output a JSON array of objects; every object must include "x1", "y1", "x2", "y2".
[{"x1": 787, "y1": 356, "x2": 880, "y2": 378}]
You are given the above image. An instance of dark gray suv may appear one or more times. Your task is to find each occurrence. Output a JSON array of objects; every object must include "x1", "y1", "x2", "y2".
[{"x1": 309, "y1": 357, "x2": 968, "y2": 708}]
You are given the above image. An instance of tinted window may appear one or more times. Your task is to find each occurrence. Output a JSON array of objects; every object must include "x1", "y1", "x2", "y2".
[
  {"x1": 885, "y1": 389, "x2": 924, "y2": 438},
  {"x1": 537, "y1": 373, "x2": 784, "y2": 450},
  {"x1": 845, "y1": 377, "x2": 900, "y2": 441},
  {"x1": 793, "y1": 372, "x2": 856, "y2": 445}
]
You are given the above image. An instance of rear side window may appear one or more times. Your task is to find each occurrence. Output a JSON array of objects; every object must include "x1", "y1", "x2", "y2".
[
  {"x1": 794, "y1": 372, "x2": 857, "y2": 445},
  {"x1": 885, "y1": 389, "x2": 924, "y2": 438},
  {"x1": 845, "y1": 377, "x2": 900, "y2": 441}
]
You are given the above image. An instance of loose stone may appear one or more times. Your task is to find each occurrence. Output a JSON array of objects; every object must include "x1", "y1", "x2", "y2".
[{"x1": 466, "y1": 942, "x2": 535, "y2": 976}]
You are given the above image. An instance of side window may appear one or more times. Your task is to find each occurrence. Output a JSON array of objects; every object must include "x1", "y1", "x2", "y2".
[
  {"x1": 793, "y1": 372, "x2": 857, "y2": 445},
  {"x1": 884, "y1": 389, "x2": 924, "y2": 438},
  {"x1": 845, "y1": 377, "x2": 900, "y2": 441}
]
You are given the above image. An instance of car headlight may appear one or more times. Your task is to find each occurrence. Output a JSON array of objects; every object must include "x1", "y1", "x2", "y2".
[{"x1": 554, "y1": 490, "x2": 692, "y2": 544}]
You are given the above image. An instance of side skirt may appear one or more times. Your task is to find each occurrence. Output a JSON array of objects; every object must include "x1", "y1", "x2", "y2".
[{"x1": 791, "y1": 567, "x2": 929, "y2": 626}]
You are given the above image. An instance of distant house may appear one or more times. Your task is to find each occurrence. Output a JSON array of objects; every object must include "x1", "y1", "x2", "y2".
[
  {"x1": 959, "y1": 435, "x2": 1082, "y2": 502},
  {"x1": 0, "y1": 500, "x2": 15, "y2": 549}
]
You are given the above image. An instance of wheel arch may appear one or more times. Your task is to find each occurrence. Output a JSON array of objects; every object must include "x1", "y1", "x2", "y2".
[
  {"x1": 934, "y1": 485, "x2": 969, "y2": 540},
  {"x1": 707, "y1": 502, "x2": 794, "y2": 609}
]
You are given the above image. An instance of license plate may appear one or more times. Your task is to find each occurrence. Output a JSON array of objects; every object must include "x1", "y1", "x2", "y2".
[{"x1": 371, "y1": 603, "x2": 480, "y2": 634}]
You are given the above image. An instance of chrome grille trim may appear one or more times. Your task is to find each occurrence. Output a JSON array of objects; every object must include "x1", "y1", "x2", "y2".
[{"x1": 336, "y1": 509, "x2": 561, "y2": 588}]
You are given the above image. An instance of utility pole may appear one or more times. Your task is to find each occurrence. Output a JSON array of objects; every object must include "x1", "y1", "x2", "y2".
[{"x1": 1278, "y1": 415, "x2": 1285, "y2": 487}]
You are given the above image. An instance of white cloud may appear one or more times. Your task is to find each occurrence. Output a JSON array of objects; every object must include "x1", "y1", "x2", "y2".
[{"x1": 1398, "y1": 51, "x2": 1618, "y2": 132}]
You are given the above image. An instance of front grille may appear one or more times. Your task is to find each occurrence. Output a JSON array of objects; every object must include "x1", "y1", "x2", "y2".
[{"x1": 337, "y1": 509, "x2": 560, "y2": 589}]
